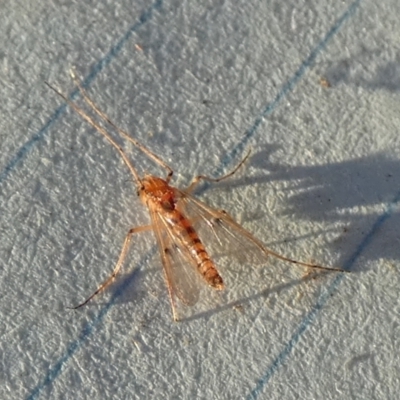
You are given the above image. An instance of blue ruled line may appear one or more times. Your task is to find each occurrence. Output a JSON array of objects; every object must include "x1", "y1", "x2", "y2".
[
  {"x1": 19, "y1": 0, "x2": 365, "y2": 399},
  {"x1": 248, "y1": 180, "x2": 396, "y2": 399},
  {"x1": 21, "y1": 1, "x2": 163, "y2": 399},
  {"x1": 244, "y1": 3, "x2": 364, "y2": 398},
  {"x1": 0, "y1": 0, "x2": 163, "y2": 186}
]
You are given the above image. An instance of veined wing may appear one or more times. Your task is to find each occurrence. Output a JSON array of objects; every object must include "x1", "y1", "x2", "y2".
[
  {"x1": 176, "y1": 192, "x2": 269, "y2": 267},
  {"x1": 150, "y1": 207, "x2": 203, "y2": 307},
  {"x1": 176, "y1": 190, "x2": 344, "y2": 273}
]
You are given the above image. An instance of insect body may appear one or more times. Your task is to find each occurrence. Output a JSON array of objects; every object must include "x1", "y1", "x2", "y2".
[
  {"x1": 46, "y1": 71, "x2": 347, "y2": 321},
  {"x1": 142, "y1": 175, "x2": 224, "y2": 290}
]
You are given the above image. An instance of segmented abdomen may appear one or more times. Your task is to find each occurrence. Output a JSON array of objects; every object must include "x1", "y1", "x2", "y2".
[{"x1": 165, "y1": 209, "x2": 224, "y2": 290}]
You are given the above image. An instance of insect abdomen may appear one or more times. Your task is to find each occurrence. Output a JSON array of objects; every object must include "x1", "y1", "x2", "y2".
[{"x1": 167, "y1": 210, "x2": 224, "y2": 290}]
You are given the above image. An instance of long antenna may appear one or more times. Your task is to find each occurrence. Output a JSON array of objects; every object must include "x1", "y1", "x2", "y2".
[
  {"x1": 69, "y1": 69, "x2": 173, "y2": 182},
  {"x1": 45, "y1": 80, "x2": 143, "y2": 187}
]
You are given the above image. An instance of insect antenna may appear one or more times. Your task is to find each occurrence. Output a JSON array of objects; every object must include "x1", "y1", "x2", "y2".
[
  {"x1": 69, "y1": 69, "x2": 174, "y2": 182},
  {"x1": 45, "y1": 81, "x2": 143, "y2": 188}
]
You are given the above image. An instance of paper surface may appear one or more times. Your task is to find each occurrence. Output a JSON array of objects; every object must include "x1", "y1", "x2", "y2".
[{"x1": 1, "y1": 0, "x2": 400, "y2": 398}]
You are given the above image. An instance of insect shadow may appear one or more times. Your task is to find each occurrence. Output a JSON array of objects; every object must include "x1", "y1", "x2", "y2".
[{"x1": 46, "y1": 71, "x2": 347, "y2": 321}]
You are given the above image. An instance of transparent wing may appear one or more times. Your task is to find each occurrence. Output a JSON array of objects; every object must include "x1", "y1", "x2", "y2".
[
  {"x1": 176, "y1": 193, "x2": 270, "y2": 267},
  {"x1": 176, "y1": 190, "x2": 344, "y2": 273},
  {"x1": 150, "y1": 208, "x2": 203, "y2": 306}
]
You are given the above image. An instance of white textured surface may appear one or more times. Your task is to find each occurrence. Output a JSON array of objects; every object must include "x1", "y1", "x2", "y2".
[{"x1": 1, "y1": 0, "x2": 400, "y2": 399}]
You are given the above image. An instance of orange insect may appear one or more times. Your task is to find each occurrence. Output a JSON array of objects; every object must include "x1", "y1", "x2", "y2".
[{"x1": 46, "y1": 71, "x2": 346, "y2": 321}]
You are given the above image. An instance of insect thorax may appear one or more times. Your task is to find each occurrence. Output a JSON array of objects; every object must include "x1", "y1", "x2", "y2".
[{"x1": 141, "y1": 175, "x2": 177, "y2": 211}]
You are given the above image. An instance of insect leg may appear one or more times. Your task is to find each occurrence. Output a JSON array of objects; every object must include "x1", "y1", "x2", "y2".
[
  {"x1": 191, "y1": 198, "x2": 350, "y2": 272},
  {"x1": 153, "y1": 227, "x2": 179, "y2": 322},
  {"x1": 210, "y1": 208, "x2": 348, "y2": 273},
  {"x1": 185, "y1": 149, "x2": 251, "y2": 193},
  {"x1": 163, "y1": 251, "x2": 180, "y2": 322},
  {"x1": 71, "y1": 224, "x2": 152, "y2": 309},
  {"x1": 69, "y1": 69, "x2": 174, "y2": 182}
]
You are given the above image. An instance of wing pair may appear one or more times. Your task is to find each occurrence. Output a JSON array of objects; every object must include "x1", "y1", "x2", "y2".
[{"x1": 149, "y1": 187, "x2": 345, "y2": 313}]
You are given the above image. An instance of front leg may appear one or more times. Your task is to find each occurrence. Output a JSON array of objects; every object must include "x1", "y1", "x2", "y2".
[{"x1": 185, "y1": 149, "x2": 251, "y2": 194}]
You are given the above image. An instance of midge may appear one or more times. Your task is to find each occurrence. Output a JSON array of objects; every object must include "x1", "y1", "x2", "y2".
[{"x1": 46, "y1": 71, "x2": 347, "y2": 321}]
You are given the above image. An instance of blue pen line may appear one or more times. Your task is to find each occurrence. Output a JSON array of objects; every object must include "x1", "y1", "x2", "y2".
[
  {"x1": 23, "y1": 0, "x2": 362, "y2": 398},
  {"x1": 26, "y1": 266, "x2": 146, "y2": 400},
  {"x1": 246, "y1": 1, "x2": 367, "y2": 398},
  {"x1": 0, "y1": 0, "x2": 163, "y2": 186},
  {"x1": 19, "y1": 1, "x2": 163, "y2": 399},
  {"x1": 215, "y1": 0, "x2": 362, "y2": 177},
  {"x1": 248, "y1": 183, "x2": 396, "y2": 400}
]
